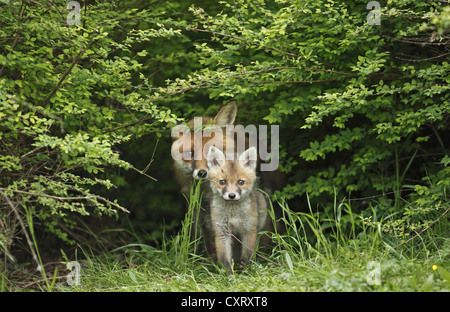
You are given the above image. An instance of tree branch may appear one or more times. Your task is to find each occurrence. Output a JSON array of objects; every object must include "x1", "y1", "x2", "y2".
[
  {"x1": 42, "y1": 40, "x2": 93, "y2": 107},
  {"x1": 0, "y1": 187, "x2": 129, "y2": 213},
  {"x1": 187, "y1": 27, "x2": 300, "y2": 58}
]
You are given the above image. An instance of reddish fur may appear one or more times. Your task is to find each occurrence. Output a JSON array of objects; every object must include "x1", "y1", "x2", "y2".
[{"x1": 171, "y1": 101, "x2": 237, "y2": 195}]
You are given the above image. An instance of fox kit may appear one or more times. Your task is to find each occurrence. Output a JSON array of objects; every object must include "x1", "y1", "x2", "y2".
[
  {"x1": 206, "y1": 146, "x2": 270, "y2": 274},
  {"x1": 171, "y1": 101, "x2": 237, "y2": 196}
]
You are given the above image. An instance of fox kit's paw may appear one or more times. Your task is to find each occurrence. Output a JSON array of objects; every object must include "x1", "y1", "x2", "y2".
[{"x1": 218, "y1": 260, "x2": 233, "y2": 276}]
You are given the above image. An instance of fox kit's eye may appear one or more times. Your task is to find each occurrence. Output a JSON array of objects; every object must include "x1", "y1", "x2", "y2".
[
  {"x1": 219, "y1": 179, "x2": 226, "y2": 186},
  {"x1": 238, "y1": 180, "x2": 245, "y2": 186}
]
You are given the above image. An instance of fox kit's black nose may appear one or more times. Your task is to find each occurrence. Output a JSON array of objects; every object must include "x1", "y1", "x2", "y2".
[
  {"x1": 197, "y1": 170, "x2": 207, "y2": 179},
  {"x1": 228, "y1": 193, "x2": 236, "y2": 200}
]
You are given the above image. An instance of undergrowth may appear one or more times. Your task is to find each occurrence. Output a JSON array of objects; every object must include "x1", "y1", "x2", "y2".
[
  {"x1": 2, "y1": 182, "x2": 449, "y2": 292},
  {"x1": 57, "y1": 184, "x2": 450, "y2": 292}
]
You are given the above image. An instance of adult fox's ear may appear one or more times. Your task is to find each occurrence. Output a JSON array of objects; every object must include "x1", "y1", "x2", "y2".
[
  {"x1": 239, "y1": 146, "x2": 257, "y2": 170},
  {"x1": 213, "y1": 100, "x2": 237, "y2": 126},
  {"x1": 207, "y1": 146, "x2": 225, "y2": 168}
]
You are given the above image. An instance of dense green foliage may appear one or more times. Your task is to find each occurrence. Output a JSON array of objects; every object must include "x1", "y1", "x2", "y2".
[
  {"x1": 0, "y1": 0, "x2": 184, "y2": 260},
  {"x1": 0, "y1": 0, "x2": 449, "y2": 287}
]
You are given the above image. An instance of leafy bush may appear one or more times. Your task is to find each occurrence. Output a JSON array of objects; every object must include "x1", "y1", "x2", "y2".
[{"x1": 0, "y1": 0, "x2": 181, "y2": 260}]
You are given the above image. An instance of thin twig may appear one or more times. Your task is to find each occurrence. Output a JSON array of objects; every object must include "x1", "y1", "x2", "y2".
[
  {"x1": 395, "y1": 51, "x2": 450, "y2": 62},
  {"x1": 129, "y1": 165, "x2": 158, "y2": 182},
  {"x1": 142, "y1": 137, "x2": 160, "y2": 174},
  {"x1": 187, "y1": 27, "x2": 300, "y2": 58},
  {"x1": 23, "y1": 275, "x2": 67, "y2": 289},
  {"x1": 42, "y1": 40, "x2": 93, "y2": 107},
  {"x1": 20, "y1": 147, "x2": 44, "y2": 159},
  {"x1": 248, "y1": 78, "x2": 340, "y2": 84},
  {"x1": 374, "y1": 205, "x2": 450, "y2": 257},
  {"x1": 0, "y1": 192, "x2": 41, "y2": 272},
  {"x1": 391, "y1": 206, "x2": 450, "y2": 250}
]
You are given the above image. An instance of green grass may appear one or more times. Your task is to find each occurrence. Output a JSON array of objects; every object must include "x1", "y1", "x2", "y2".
[
  {"x1": 52, "y1": 243, "x2": 450, "y2": 292},
  {"x1": 52, "y1": 189, "x2": 450, "y2": 293},
  {"x1": 4, "y1": 184, "x2": 450, "y2": 292}
]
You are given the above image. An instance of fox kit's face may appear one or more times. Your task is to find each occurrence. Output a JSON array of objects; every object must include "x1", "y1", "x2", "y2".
[{"x1": 207, "y1": 146, "x2": 257, "y2": 201}]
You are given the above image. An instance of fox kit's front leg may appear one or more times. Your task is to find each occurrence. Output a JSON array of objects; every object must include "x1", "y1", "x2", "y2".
[
  {"x1": 215, "y1": 229, "x2": 232, "y2": 274},
  {"x1": 240, "y1": 229, "x2": 257, "y2": 266}
]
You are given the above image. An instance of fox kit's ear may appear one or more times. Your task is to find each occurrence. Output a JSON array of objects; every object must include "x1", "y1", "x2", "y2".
[
  {"x1": 207, "y1": 146, "x2": 226, "y2": 168},
  {"x1": 239, "y1": 146, "x2": 257, "y2": 170},
  {"x1": 213, "y1": 100, "x2": 237, "y2": 126}
]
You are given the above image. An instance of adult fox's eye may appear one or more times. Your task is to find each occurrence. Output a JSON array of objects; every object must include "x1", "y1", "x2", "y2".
[
  {"x1": 182, "y1": 150, "x2": 193, "y2": 159},
  {"x1": 219, "y1": 180, "x2": 226, "y2": 185},
  {"x1": 238, "y1": 180, "x2": 245, "y2": 186}
]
